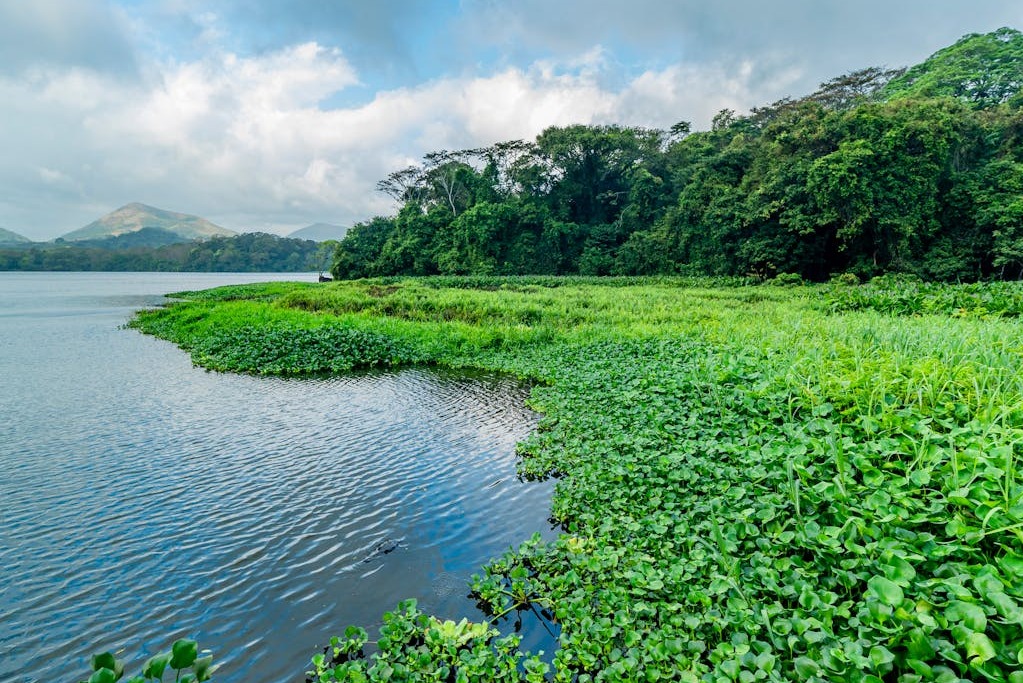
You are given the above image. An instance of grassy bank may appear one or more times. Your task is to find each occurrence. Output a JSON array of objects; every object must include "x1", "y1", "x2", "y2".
[{"x1": 130, "y1": 278, "x2": 1023, "y2": 682}]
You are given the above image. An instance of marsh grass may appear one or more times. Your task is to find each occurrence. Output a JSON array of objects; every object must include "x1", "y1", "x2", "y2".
[{"x1": 131, "y1": 277, "x2": 1023, "y2": 682}]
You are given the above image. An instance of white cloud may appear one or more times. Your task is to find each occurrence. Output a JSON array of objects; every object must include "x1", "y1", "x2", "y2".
[{"x1": 0, "y1": 38, "x2": 800, "y2": 240}]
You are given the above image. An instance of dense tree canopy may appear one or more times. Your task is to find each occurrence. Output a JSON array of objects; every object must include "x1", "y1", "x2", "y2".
[
  {"x1": 882, "y1": 27, "x2": 1023, "y2": 107},
  {"x1": 0, "y1": 232, "x2": 326, "y2": 272},
  {"x1": 331, "y1": 28, "x2": 1023, "y2": 282}
]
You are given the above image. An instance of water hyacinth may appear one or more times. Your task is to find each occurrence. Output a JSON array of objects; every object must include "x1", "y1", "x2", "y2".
[{"x1": 124, "y1": 277, "x2": 1023, "y2": 681}]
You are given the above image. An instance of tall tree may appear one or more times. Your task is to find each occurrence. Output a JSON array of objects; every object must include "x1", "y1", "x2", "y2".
[{"x1": 882, "y1": 27, "x2": 1023, "y2": 107}]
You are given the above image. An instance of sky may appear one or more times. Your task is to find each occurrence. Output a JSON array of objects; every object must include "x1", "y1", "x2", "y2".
[{"x1": 2, "y1": 1, "x2": 1022, "y2": 241}]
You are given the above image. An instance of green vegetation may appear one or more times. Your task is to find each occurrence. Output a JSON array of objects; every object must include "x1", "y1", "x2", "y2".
[
  {"x1": 0, "y1": 233, "x2": 333, "y2": 272},
  {"x1": 330, "y1": 28, "x2": 1023, "y2": 283},
  {"x1": 881, "y1": 28, "x2": 1023, "y2": 107},
  {"x1": 129, "y1": 277, "x2": 1023, "y2": 682},
  {"x1": 826, "y1": 275, "x2": 1023, "y2": 317},
  {"x1": 78, "y1": 638, "x2": 213, "y2": 683}
]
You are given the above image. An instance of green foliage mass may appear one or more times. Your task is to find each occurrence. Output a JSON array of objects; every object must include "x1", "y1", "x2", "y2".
[
  {"x1": 882, "y1": 28, "x2": 1023, "y2": 107},
  {"x1": 129, "y1": 278, "x2": 1023, "y2": 682},
  {"x1": 331, "y1": 29, "x2": 1023, "y2": 283},
  {"x1": 826, "y1": 275, "x2": 1023, "y2": 317},
  {"x1": 0, "y1": 232, "x2": 328, "y2": 272}
]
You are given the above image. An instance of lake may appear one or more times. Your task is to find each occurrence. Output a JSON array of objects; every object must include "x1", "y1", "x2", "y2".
[{"x1": 0, "y1": 272, "x2": 555, "y2": 683}]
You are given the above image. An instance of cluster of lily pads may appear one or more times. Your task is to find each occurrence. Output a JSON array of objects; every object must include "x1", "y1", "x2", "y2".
[
  {"x1": 130, "y1": 301, "x2": 425, "y2": 374},
  {"x1": 125, "y1": 278, "x2": 1023, "y2": 681},
  {"x1": 78, "y1": 639, "x2": 212, "y2": 683}
]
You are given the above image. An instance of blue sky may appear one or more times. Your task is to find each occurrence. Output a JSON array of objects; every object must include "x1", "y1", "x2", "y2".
[{"x1": 2, "y1": 0, "x2": 1022, "y2": 240}]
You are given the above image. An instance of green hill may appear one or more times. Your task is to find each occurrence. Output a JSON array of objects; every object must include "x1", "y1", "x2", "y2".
[
  {"x1": 0, "y1": 227, "x2": 31, "y2": 244},
  {"x1": 60, "y1": 203, "x2": 236, "y2": 242},
  {"x1": 288, "y1": 222, "x2": 349, "y2": 242},
  {"x1": 60, "y1": 227, "x2": 193, "y2": 250}
]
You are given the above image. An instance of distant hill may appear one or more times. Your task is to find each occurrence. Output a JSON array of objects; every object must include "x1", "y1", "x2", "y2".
[
  {"x1": 288, "y1": 223, "x2": 348, "y2": 242},
  {"x1": 0, "y1": 227, "x2": 31, "y2": 244},
  {"x1": 58, "y1": 227, "x2": 193, "y2": 250},
  {"x1": 1, "y1": 231, "x2": 323, "y2": 272},
  {"x1": 60, "y1": 203, "x2": 236, "y2": 242}
]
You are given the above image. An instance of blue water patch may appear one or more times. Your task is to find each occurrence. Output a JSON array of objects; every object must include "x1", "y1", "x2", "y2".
[{"x1": 0, "y1": 272, "x2": 555, "y2": 683}]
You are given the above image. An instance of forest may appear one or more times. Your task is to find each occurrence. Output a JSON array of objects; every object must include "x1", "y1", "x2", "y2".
[
  {"x1": 0, "y1": 232, "x2": 332, "y2": 273},
  {"x1": 331, "y1": 28, "x2": 1023, "y2": 282}
]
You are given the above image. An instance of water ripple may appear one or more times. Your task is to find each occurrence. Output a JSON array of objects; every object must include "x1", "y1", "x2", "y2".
[{"x1": 1, "y1": 273, "x2": 556, "y2": 683}]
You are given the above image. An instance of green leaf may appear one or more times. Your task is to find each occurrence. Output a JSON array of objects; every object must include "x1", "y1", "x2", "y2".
[
  {"x1": 906, "y1": 659, "x2": 934, "y2": 677},
  {"x1": 972, "y1": 572, "x2": 1004, "y2": 597},
  {"x1": 869, "y1": 645, "x2": 894, "y2": 669},
  {"x1": 193, "y1": 655, "x2": 213, "y2": 683},
  {"x1": 867, "y1": 575, "x2": 904, "y2": 606},
  {"x1": 794, "y1": 657, "x2": 819, "y2": 679},
  {"x1": 882, "y1": 556, "x2": 916, "y2": 586},
  {"x1": 90, "y1": 653, "x2": 118, "y2": 674},
  {"x1": 965, "y1": 631, "x2": 996, "y2": 665},
  {"x1": 999, "y1": 553, "x2": 1023, "y2": 579},
  {"x1": 946, "y1": 601, "x2": 987, "y2": 631},
  {"x1": 987, "y1": 591, "x2": 1023, "y2": 623},
  {"x1": 754, "y1": 651, "x2": 775, "y2": 673},
  {"x1": 170, "y1": 639, "x2": 198, "y2": 670},
  {"x1": 143, "y1": 652, "x2": 171, "y2": 680},
  {"x1": 907, "y1": 628, "x2": 936, "y2": 660},
  {"x1": 88, "y1": 669, "x2": 117, "y2": 683}
]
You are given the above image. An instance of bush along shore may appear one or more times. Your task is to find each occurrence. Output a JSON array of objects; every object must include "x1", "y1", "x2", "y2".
[{"x1": 126, "y1": 277, "x2": 1023, "y2": 682}]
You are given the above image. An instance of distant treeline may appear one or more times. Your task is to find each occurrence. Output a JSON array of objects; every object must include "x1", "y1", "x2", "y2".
[
  {"x1": 0, "y1": 232, "x2": 334, "y2": 273},
  {"x1": 332, "y1": 28, "x2": 1023, "y2": 282}
]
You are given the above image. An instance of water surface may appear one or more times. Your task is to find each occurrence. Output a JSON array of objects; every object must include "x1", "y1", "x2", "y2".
[{"x1": 0, "y1": 272, "x2": 554, "y2": 683}]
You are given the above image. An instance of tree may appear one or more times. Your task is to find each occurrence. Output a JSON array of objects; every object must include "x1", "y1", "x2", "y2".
[
  {"x1": 320, "y1": 28, "x2": 1023, "y2": 282},
  {"x1": 975, "y1": 158, "x2": 1023, "y2": 277},
  {"x1": 331, "y1": 217, "x2": 398, "y2": 279},
  {"x1": 809, "y1": 66, "x2": 906, "y2": 110},
  {"x1": 434, "y1": 202, "x2": 518, "y2": 275},
  {"x1": 882, "y1": 27, "x2": 1023, "y2": 107},
  {"x1": 313, "y1": 240, "x2": 339, "y2": 276}
]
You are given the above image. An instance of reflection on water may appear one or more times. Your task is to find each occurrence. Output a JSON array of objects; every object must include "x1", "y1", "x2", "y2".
[{"x1": 0, "y1": 273, "x2": 555, "y2": 683}]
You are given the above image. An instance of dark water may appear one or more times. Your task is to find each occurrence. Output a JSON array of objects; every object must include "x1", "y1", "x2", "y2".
[{"x1": 0, "y1": 272, "x2": 555, "y2": 683}]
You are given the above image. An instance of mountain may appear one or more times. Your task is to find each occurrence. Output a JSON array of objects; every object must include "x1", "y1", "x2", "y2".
[
  {"x1": 0, "y1": 227, "x2": 31, "y2": 244},
  {"x1": 60, "y1": 227, "x2": 193, "y2": 250},
  {"x1": 59, "y1": 203, "x2": 236, "y2": 242},
  {"x1": 287, "y1": 222, "x2": 348, "y2": 242}
]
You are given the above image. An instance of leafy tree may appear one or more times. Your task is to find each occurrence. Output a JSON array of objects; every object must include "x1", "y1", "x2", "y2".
[
  {"x1": 975, "y1": 158, "x2": 1023, "y2": 277},
  {"x1": 435, "y1": 202, "x2": 517, "y2": 274},
  {"x1": 320, "y1": 28, "x2": 1023, "y2": 282},
  {"x1": 883, "y1": 27, "x2": 1023, "y2": 107},
  {"x1": 331, "y1": 217, "x2": 398, "y2": 279}
]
